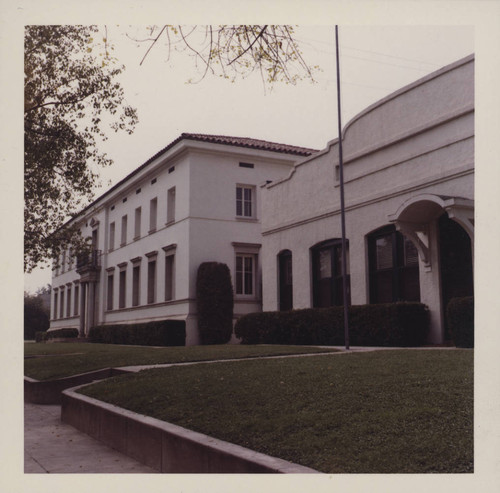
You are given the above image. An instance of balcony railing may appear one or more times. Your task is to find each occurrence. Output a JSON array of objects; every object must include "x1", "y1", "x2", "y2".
[{"x1": 76, "y1": 249, "x2": 102, "y2": 271}]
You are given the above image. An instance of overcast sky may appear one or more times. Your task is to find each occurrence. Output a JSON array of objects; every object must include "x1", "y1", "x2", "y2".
[{"x1": 22, "y1": 24, "x2": 475, "y2": 292}]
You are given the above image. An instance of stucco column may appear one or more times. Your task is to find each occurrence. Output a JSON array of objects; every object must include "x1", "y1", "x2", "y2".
[
  {"x1": 87, "y1": 281, "x2": 96, "y2": 334},
  {"x1": 418, "y1": 219, "x2": 444, "y2": 344},
  {"x1": 348, "y1": 231, "x2": 368, "y2": 305},
  {"x1": 79, "y1": 282, "x2": 86, "y2": 337}
]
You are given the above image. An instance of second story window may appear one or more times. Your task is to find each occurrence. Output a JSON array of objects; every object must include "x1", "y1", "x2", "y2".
[
  {"x1": 121, "y1": 215, "x2": 128, "y2": 246},
  {"x1": 149, "y1": 197, "x2": 158, "y2": 233},
  {"x1": 167, "y1": 187, "x2": 176, "y2": 225},
  {"x1": 236, "y1": 185, "x2": 255, "y2": 218},
  {"x1": 134, "y1": 207, "x2": 142, "y2": 240},
  {"x1": 109, "y1": 222, "x2": 115, "y2": 251}
]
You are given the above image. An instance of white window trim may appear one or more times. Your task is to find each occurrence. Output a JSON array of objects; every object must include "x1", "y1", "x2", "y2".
[
  {"x1": 232, "y1": 242, "x2": 261, "y2": 299},
  {"x1": 236, "y1": 184, "x2": 257, "y2": 220}
]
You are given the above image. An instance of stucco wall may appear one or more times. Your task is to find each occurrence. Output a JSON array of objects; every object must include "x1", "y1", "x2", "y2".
[{"x1": 261, "y1": 56, "x2": 474, "y2": 344}]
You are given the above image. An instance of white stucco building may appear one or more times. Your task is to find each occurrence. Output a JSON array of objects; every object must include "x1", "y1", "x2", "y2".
[
  {"x1": 261, "y1": 55, "x2": 474, "y2": 344},
  {"x1": 49, "y1": 134, "x2": 316, "y2": 345}
]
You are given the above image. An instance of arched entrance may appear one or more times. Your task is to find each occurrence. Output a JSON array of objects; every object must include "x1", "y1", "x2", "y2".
[
  {"x1": 438, "y1": 213, "x2": 474, "y2": 339},
  {"x1": 388, "y1": 194, "x2": 474, "y2": 343}
]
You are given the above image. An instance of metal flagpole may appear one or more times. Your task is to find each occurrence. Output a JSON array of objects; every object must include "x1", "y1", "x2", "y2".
[{"x1": 335, "y1": 25, "x2": 350, "y2": 350}]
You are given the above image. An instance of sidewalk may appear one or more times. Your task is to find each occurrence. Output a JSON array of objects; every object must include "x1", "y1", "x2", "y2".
[{"x1": 24, "y1": 402, "x2": 157, "y2": 473}]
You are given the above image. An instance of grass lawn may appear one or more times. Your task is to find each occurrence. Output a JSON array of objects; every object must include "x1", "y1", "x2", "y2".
[
  {"x1": 24, "y1": 342, "x2": 339, "y2": 380},
  {"x1": 78, "y1": 349, "x2": 473, "y2": 474}
]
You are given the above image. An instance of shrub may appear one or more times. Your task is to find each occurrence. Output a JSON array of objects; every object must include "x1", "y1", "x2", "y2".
[
  {"x1": 35, "y1": 331, "x2": 49, "y2": 343},
  {"x1": 47, "y1": 328, "x2": 79, "y2": 339},
  {"x1": 447, "y1": 297, "x2": 474, "y2": 348},
  {"x1": 89, "y1": 320, "x2": 186, "y2": 346},
  {"x1": 235, "y1": 303, "x2": 430, "y2": 347},
  {"x1": 196, "y1": 262, "x2": 234, "y2": 345}
]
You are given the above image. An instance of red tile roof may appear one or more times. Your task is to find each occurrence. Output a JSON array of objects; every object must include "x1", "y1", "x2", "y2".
[
  {"x1": 63, "y1": 133, "x2": 315, "y2": 226},
  {"x1": 177, "y1": 133, "x2": 318, "y2": 157}
]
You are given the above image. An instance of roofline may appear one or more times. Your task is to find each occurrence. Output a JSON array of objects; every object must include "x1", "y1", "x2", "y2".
[
  {"x1": 61, "y1": 133, "x2": 318, "y2": 228},
  {"x1": 342, "y1": 54, "x2": 474, "y2": 139}
]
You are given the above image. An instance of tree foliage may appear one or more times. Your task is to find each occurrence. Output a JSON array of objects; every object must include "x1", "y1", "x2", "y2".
[
  {"x1": 133, "y1": 25, "x2": 317, "y2": 86},
  {"x1": 24, "y1": 289, "x2": 50, "y2": 340},
  {"x1": 24, "y1": 25, "x2": 138, "y2": 272}
]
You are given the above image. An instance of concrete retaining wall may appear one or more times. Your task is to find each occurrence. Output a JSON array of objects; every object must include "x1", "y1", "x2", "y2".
[
  {"x1": 24, "y1": 368, "x2": 131, "y2": 404},
  {"x1": 61, "y1": 386, "x2": 319, "y2": 474}
]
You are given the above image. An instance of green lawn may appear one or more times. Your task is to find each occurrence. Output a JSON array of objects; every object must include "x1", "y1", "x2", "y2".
[
  {"x1": 78, "y1": 349, "x2": 473, "y2": 474},
  {"x1": 24, "y1": 342, "x2": 339, "y2": 380}
]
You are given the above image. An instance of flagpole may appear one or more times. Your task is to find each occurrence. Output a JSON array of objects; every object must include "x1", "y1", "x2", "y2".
[{"x1": 335, "y1": 25, "x2": 350, "y2": 350}]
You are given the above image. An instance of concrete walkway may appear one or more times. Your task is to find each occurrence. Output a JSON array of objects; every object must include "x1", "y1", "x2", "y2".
[{"x1": 24, "y1": 402, "x2": 157, "y2": 473}]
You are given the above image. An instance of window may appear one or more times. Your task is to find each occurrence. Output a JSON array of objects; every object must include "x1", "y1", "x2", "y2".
[
  {"x1": 134, "y1": 207, "x2": 142, "y2": 239},
  {"x1": 121, "y1": 215, "x2": 128, "y2": 246},
  {"x1": 167, "y1": 187, "x2": 176, "y2": 224},
  {"x1": 107, "y1": 273, "x2": 114, "y2": 310},
  {"x1": 132, "y1": 264, "x2": 141, "y2": 306},
  {"x1": 148, "y1": 260, "x2": 156, "y2": 304},
  {"x1": 109, "y1": 222, "x2": 115, "y2": 251},
  {"x1": 236, "y1": 185, "x2": 255, "y2": 218},
  {"x1": 60, "y1": 289, "x2": 65, "y2": 318},
  {"x1": 149, "y1": 197, "x2": 157, "y2": 232},
  {"x1": 236, "y1": 255, "x2": 255, "y2": 295},
  {"x1": 61, "y1": 251, "x2": 66, "y2": 273},
  {"x1": 74, "y1": 285, "x2": 79, "y2": 316},
  {"x1": 164, "y1": 254, "x2": 175, "y2": 301},
  {"x1": 66, "y1": 286, "x2": 71, "y2": 316},
  {"x1": 119, "y1": 267, "x2": 127, "y2": 308},
  {"x1": 311, "y1": 239, "x2": 350, "y2": 308},
  {"x1": 368, "y1": 225, "x2": 420, "y2": 303},
  {"x1": 278, "y1": 250, "x2": 293, "y2": 311}
]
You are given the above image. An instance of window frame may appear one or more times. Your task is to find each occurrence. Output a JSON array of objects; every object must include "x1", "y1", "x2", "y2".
[{"x1": 236, "y1": 185, "x2": 256, "y2": 219}]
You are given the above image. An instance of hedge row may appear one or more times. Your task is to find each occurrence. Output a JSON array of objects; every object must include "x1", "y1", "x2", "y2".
[
  {"x1": 234, "y1": 303, "x2": 430, "y2": 347},
  {"x1": 89, "y1": 320, "x2": 186, "y2": 346},
  {"x1": 447, "y1": 297, "x2": 474, "y2": 348},
  {"x1": 36, "y1": 328, "x2": 79, "y2": 342}
]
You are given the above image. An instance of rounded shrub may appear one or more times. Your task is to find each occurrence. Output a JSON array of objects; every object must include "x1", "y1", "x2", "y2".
[{"x1": 196, "y1": 262, "x2": 234, "y2": 345}]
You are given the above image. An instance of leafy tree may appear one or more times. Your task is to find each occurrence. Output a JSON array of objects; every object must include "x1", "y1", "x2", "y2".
[
  {"x1": 24, "y1": 291, "x2": 50, "y2": 340},
  {"x1": 24, "y1": 25, "x2": 138, "y2": 272},
  {"x1": 134, "y1": 25, "x2": 317, "y2": 86}
]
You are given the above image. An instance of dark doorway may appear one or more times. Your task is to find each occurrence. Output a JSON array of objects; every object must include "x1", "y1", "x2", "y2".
[
  {"x1": 438, "y1": 213, "x2": 474, "y2": 338},
  {"x1": 278, "y1": 250, "x2": 293, "y2": 311}
]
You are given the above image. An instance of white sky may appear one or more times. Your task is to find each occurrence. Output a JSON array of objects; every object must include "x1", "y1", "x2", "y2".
[{"x1": 23, "y1": 24, "x2": 474, "y2": 292}]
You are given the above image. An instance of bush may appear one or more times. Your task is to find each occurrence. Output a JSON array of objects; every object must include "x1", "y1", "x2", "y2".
[
  {"x1": 46, "y1": 328, "x2": 79, "y2": 339},
  {"x1": 447, "y1": 297, "x2": 474, "y2": 348},
  {"x1": 89, "y1": 320, "x2": 186, "y2": 346},
  {"x1": 235, "y1": 303, "x2": 430, "y2": 347},
  {"x1": 196, "y1": 262, "x2": 234, "y2": 345},
  {"x1": 35, "y1": 331, "x2": 49, "y2": 343}
]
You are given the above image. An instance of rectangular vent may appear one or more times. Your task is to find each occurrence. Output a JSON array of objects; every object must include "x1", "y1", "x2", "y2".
[
  {"x1": 111, "y1": 205, "x2": 115, "y2": 211},
  {"x1": 168, "y1": 166, "x2": 175, "y2": 174},
  {"x1": 122, "y1": 197, "x2": 127, "y2": 203},
  {"x1": 136, "y1": 188, "x2": 141, "y2": 194},
  {"x1": 151, "y1": 178, "x2": 157, "y2": 184},
  {"x1": 239, "y1": 162, "x2": 254, "y2": 169}
]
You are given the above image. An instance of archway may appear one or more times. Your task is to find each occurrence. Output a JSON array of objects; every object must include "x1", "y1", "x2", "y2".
[{"x1": 438, "y1": 213, "x2": 474, "y2": 339}]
